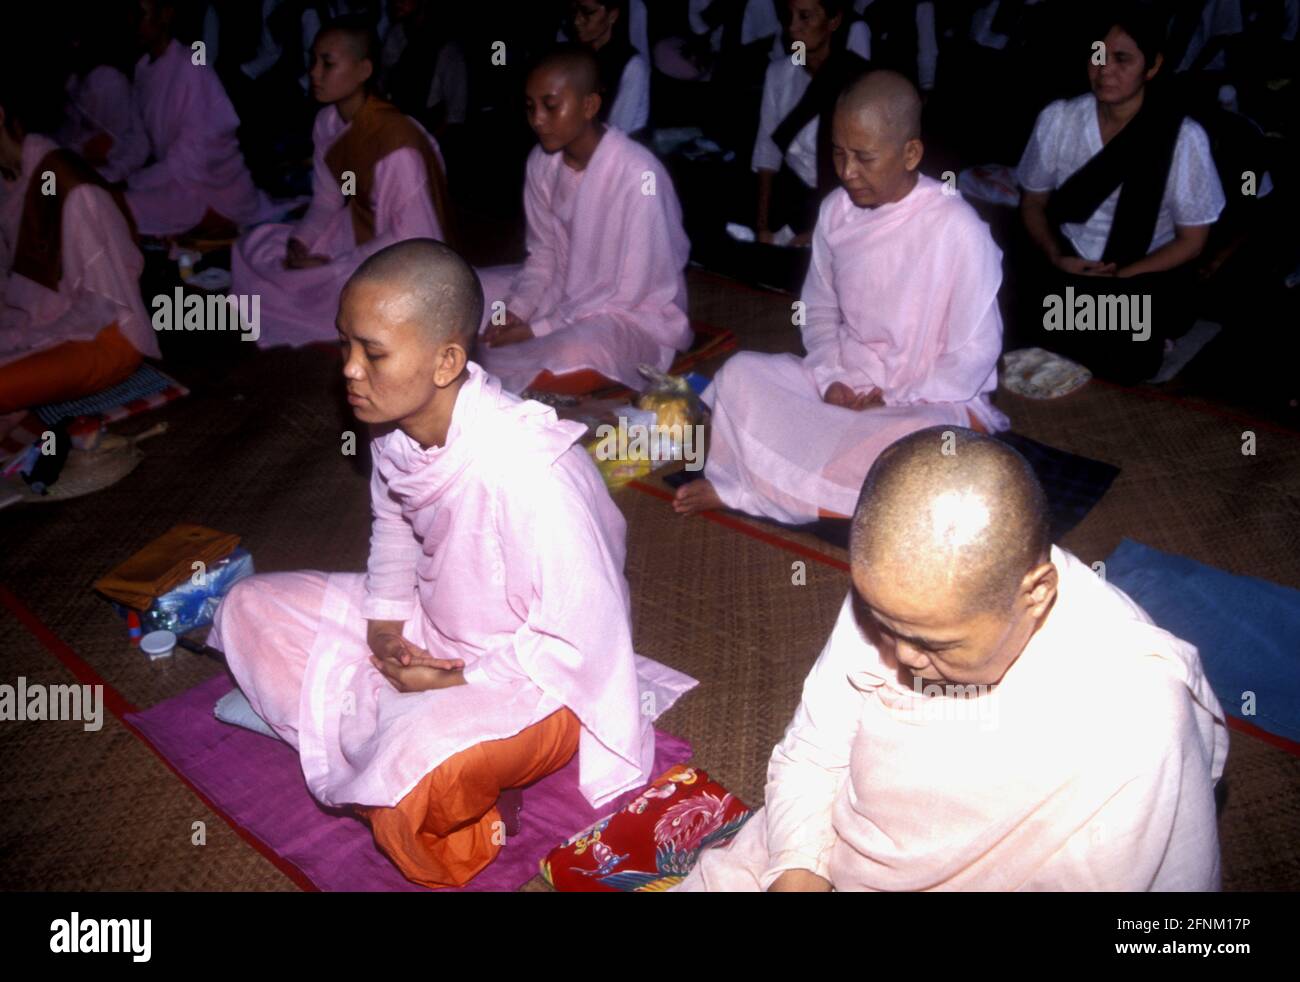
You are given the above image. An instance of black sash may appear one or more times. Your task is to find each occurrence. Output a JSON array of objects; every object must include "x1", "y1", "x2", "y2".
[
  {"x1": 770, "y1": 48, "x2": 870, "y2": 194},
  {"x1": 1046, "y1": 90, "x2": 1186, "y2": 267}
]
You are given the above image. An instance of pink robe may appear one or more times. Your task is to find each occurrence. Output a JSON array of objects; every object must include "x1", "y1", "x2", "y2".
[
  {"x1": 702, "y1": 176, "x2": 1009, "y2": 523},
  {"x1": 476, "y1": 127, "x2": 692, "y2": 392},
  {"x1": 125, "y1": 39, "x2": 271, "y2": 236},
  {"x1": 59, "y1": 65, "x2": 150, "y2": 185},
  {"x1": 233, "y1": 106, "x2": 446, "y2": 349},
  {"x1": 679, "y1": 546, "x2": 1229, "y2": 891},
  {"x1": 0, "y1": 135, "x2": 157, "y2": 369},
  {"x1": 210, "y1": 364, "x2": 679, "y2": 809}
]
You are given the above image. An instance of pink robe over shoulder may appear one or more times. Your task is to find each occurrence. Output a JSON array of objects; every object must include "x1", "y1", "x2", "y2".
[
  {"x1": 476, "y1": 127, "x2": 692, "y2": 392},
  {"x1": 0, "y1": 135, "x2": 156, "y2": 369},
  {"x1": 703, "y1": 176, "x2": 1009, "y2": 523},
  {"x1": 680, "y1": 546, "x2": 1229, "y2": 891},
  {"x1": 210, "y1": 364, "x2": 660, "y2": 809},
  {"x1": 125, "y1": 39, "x2": 271, "y2": 235},
  {"x1": 59, "y1": 65, "x2": 150, "y2": 185},
  {"x1": 233, "y1": 106, "x2": 446, "y2": 348}
]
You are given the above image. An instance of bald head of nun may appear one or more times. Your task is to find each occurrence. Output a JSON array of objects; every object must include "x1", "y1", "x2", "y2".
[
  {"x1": 316, "y1": 14, "x2": 379, "y2": 64},
  {"x1": 831, "y1": 70, "x2": 924, "y2": 209},
  {"x1": 525, "y1": 45, "x2": 604, "y2": 154},
  {"x1": 531, "y1": 44, "x2": 602, "y2": 97},
  {"x1": 310, "y1": 16, "x2": 379, "y2": 103},
  {"x1": 337, "y1": 239, "x2": 483, "y2": 434},
  {"x1": 849, "y1": 427, "x2": 1058, "y2": 687}
]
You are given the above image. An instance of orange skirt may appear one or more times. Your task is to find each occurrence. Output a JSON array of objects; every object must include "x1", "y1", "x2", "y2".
[
  {"x1": 0, "y1": 322, "x2": 141, "y2": 414},
  {"x1": 357, "y1": 707, "x2": 581, "y2": 889}
]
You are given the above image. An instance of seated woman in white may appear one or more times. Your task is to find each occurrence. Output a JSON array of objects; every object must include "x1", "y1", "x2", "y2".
[
  {"x1": 1016, "y1": 8, "x2": 1224, "y2": 384},
  {"x1": 569, "y1": 0, "x2": 651, "y2": 134},
  {"x1": 753, "y1": 0, "x2": 869, "y2": 245}
]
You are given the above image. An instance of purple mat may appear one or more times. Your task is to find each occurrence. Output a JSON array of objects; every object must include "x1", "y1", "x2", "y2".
[{"x1": 125, "y1": 675, "x2": 692, "y2": 891}]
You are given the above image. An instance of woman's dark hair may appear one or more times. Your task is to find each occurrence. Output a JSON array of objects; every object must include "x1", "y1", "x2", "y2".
[
  {"x1": 578, "y1": 2, "x2": 634, "y2": 123},
  {"x1": 1093, "y1": 3, "x2": 1168, "y2": 71},
  {"x1": 586, "y1": 0, "x2": 632, "y2": 50},
  {"x1": 780, "y1": 0, "x2": 851, "y2": 25},
  {"x1": 821, "y1": 0, "x2": 858, "y2": 53},
  {"x1": 779, "y1": 0, "x2": 856, "y2": 53}
]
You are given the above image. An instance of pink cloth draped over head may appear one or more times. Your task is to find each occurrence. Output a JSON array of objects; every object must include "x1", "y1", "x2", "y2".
[
  {"x1": 679, "y1": 546, "x2": 1229, "y2": 891},
  {"x1": 702, "y1": 176, "x2": 1010, "y2": 523},
  {"x1": 233, "y1": 106, "x2": 447, "y2": 348},
  {"x1": 476, "y1": 126, "x2": 692, "y2": 392},
  {"x1": 125, "y1": 39, "x2": 271, "y2": 235},
  {"x1": 0, "y1": 135, "x2": 156, "y2": 369},
  {"x1": 211, "y1": 364, "x2": 655, "y2": 810}
]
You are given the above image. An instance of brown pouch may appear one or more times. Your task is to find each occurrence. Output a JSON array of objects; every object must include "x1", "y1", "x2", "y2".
[{"x1": 95, "y1": 524, "x2": 240, "y2": 610}]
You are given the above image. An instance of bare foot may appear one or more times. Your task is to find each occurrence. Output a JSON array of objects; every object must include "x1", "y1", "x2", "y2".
[{"x1": 673, "y1": 478, "x2": 723, "y2": 515}]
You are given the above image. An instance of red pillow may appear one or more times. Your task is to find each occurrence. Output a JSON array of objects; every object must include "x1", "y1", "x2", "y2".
[{"x1": 541, "y1": 765, "x2": 753, "y2": 892}]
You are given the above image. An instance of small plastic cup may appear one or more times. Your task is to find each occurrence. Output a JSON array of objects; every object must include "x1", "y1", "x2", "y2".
[{"x1": 140, "y1": 630, "x2": 177, "y2": 661}]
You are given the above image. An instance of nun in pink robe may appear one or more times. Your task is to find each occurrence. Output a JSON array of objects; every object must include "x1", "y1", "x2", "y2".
[
  {"x1": 232, "y1": 106, "x2": 446, "y2": 349},
  {"x1": 680, "y1": 546, "x2": 1229, "y2": 891},
  {"x1": 1, "y1": 135, "x2": 157, "y2": 382},
  {"x1": 124, "y1": 39, "x2": 270, "y2": 236},
  {"x1": 209, "y1": 364, "x2": 670, "y2": 881},
  {"x1": 700, "y1": 175, "x2": 1009, "y2": 524},
  {"x1": 476, "y1": 127, "x2": 692, "y2": 393},
  {"x1": 59, "y1": 65, "x2": 150, "y2": 185}
]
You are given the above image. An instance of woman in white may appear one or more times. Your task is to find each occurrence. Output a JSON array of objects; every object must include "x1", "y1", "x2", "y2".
[
  {"x1": 1016, "y1": 7, "x2": 1224, "y2": 383},
  {"x1": 569, "y1": 0, "x2": 651, "y2": 134},
  {"x1": 752, "y1": 0, "x2": 869, "y2": 244}
]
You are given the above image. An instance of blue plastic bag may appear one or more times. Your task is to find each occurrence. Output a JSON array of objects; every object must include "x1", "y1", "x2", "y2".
[{"x1": 141, "y1": 547, "x2": 255, "y2": 634}]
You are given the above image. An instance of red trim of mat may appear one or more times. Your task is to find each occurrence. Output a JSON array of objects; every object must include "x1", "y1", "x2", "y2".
[
  {"x1": 628, "y1": 479, "x2": 849, "y2": 572},
  {"x1": 1226, "y1": 715, "x2": 1300, "y2": 758},
  {"x1": 0, "y1": 584, "x2": 319, "y2": 892}
]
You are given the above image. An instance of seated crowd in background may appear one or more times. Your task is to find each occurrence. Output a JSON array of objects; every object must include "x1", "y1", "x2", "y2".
[{"x1": 0, "y1": 0, "x2": 1294, "y2": 414}]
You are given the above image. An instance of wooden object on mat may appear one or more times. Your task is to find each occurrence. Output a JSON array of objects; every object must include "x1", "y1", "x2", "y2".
[{"x1": 94, "y1": 522, "x2": 240, "y2": 610}]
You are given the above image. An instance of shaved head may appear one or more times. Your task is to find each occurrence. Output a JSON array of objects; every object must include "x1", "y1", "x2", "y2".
[
  {"x1": 317, "y1": 13, "x2": 379, "y2": 64},
  {"x1": 529, "y1": 43, "x2": 601, "y2": 98},
  {"x1": 851, "y1": 427, "x2": 1050, "y2": 617},
  {"x1": 836, "y1": 69, "x2": 922, "y2": 145},
  {"x1": 347, "y1": 238, "x2": 483, "y2": 352}
]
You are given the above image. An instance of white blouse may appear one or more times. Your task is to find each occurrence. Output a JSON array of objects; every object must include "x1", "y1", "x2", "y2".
[
  {"x1": 1016, "y1": 93, "x2": 1225, "y2": 262},
  {"x1": 753, "y1": 56, "x2": 819, "y2": 188},
  {"x1": 607, "y1": 53, "x2": 651, "y2": 134}
]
